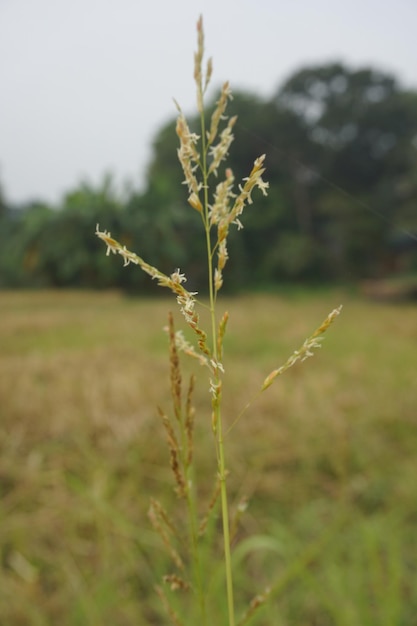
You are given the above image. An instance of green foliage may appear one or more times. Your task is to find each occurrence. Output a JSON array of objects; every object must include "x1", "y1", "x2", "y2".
[
  {"x1": 1, "y1": 62, "x2": 417, "y2": 289},
  {"x1": 0, "y1": 202, "x2": 54, "y2": 287}
]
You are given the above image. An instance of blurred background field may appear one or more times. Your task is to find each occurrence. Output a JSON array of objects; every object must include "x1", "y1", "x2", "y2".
[
  {"x1": 2, "y1": 3, "x2": 417, "y2": 623},
  {"x1": 1, "y1": 288, "x2": 416, "y2": 625}
]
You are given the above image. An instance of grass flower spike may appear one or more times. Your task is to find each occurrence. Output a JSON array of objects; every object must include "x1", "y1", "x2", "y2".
[
  {"x1": 95, "y1": 15, "x2": 341, "y2": 626},
  {"x1": 262, "y1": 305, "x2": 343, "y2": 391}
]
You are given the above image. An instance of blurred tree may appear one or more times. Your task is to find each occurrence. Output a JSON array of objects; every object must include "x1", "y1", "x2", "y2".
[
  {"x1": 274, "y1": 63, "x2": 417, "y2": 277},
  {"x1": 130, "y1": 66, "x2": 417, "y2": 284},
  {"x1": 0, "y1": 176, "x2": 141, "y2": 289},
  {"x1": 0, "y1": 201, "x2": 53, "y2": 287},
  {"x1": 0, "y1": 178, "x2": 7, "y2": 219},
  {"x1": 1, "y1": 63, "x2": 416, "y2": 289}
]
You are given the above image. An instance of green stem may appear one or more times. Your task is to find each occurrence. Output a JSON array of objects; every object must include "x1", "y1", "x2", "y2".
[{"x1": 199, "y1": 110, "x2": 235, "y2": 626}]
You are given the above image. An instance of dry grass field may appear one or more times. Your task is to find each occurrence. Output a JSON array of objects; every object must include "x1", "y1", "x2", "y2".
[{"x1": 1, "y1": 288, "x2": 416, "y2": 625}]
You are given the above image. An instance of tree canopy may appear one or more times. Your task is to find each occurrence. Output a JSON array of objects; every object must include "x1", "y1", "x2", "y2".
[{"x1": 1, "y1": 61, "x2": 416, "y2": 290}]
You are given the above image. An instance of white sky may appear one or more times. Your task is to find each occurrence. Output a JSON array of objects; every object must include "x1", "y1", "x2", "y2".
[{"x1": 1, "y1": 0, "x2": 416, "y2": 205}]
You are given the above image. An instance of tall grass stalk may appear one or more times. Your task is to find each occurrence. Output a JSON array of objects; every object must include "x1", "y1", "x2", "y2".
[{"x1": 96, "y1": 16, "x2": 341, "y2": 625}]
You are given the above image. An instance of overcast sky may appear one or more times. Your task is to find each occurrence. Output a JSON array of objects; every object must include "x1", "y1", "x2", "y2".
[{"x1": 1, "y1": 0, "x2": 416, "y2": 205}]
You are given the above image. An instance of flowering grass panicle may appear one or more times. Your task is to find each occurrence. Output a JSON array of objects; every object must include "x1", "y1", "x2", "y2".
[{"x1": 96, "y1": 15, "x2": 341, "y2": 626}]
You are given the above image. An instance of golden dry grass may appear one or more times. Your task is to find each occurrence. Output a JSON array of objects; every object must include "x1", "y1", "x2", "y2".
[{"x1": 1, "y1": 289, "x2": 416, "y2": 624}]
